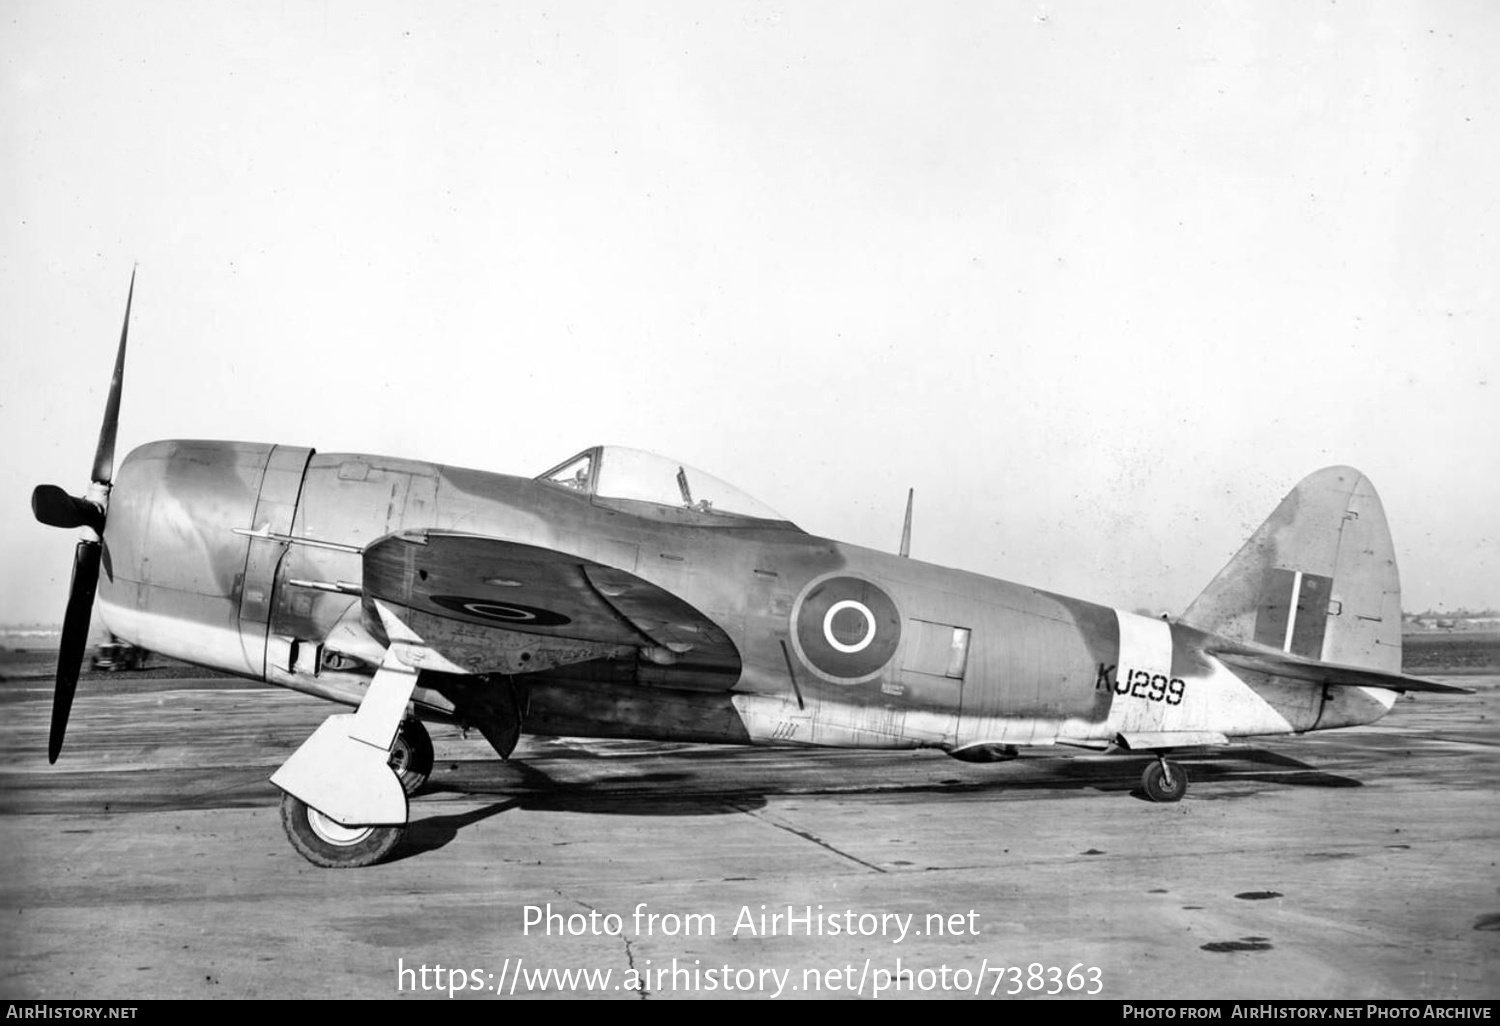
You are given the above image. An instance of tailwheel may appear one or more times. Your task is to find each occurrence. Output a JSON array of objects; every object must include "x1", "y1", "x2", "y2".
[
  {"x1": 388, "y1": 717, "x2": 434, "y2": 796},
  {"x1": 1141, "y1": 757, "x2": 1188, "y2": 803},
  {"x1": 279, "y1": 792, "x2": 405, "y2": 868}
]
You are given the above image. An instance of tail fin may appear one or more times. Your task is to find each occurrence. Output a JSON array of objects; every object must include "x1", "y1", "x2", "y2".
[{"x1": 1181, "y1": 466, "x2": 1401, "y2": 673}]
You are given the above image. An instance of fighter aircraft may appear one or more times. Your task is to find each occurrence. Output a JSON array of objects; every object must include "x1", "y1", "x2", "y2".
[{"x1": 32, "y1": 276, "x2": 1470, "y2": 867}]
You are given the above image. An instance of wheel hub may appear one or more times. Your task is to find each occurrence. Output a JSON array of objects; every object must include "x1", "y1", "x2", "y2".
[
  {"x1": 389, "y1": 738, "x2": 410, "y2": 773},
  {"x1": 306, "y1": 806, "x2": 376, "y2": 847}
]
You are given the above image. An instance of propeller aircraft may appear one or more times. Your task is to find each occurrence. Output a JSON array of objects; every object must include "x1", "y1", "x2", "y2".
[{"x1": 32, "y1": 276, "x2": 1471, "y2": 867}]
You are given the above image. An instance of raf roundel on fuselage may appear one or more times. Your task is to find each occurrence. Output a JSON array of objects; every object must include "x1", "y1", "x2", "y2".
[{"x1": 791, "y1": 573, "x2": 903, "y2": 685}]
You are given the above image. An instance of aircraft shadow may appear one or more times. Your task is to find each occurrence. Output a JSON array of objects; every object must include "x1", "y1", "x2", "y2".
[
  {"x1": 392, "y1": 798, "x2": 521, "y2": 862},
  {"x1": 1179, "y1": 747, "x2": 1364, "y2": 789},
  {"x1": 408, "y1": 744, "x2": 1361, "y2": 832},
  {"x1": 419, "y1": 756, "x2": 771, "y2": 816},
  {"x1": 391, "y1": 745, "x2": 1366, "y2": 856},
  {"x1": 398, "y1": 770, "x2": 773, "y2": 860},
  {"x1": 932, "y1": 751, "x2": 1361, "y2": 799}
]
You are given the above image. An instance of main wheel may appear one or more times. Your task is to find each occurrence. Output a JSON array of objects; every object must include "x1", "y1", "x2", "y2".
[
  {"x1": 388, "y1": 717, "x2": 434, "y2": 796},
  {"x1": 1141, "y1": 759, "x2": 1188, "y2": 803},
  {"x1": 279, "y1": 792, "x2": 405, "y2": 868}
]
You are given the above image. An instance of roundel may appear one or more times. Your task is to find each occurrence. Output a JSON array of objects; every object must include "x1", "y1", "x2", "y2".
[
  {"x1": 790, "y1": 574, "x2": 901, "y2": 684},
  {"x1": 429, "y1": 594, "x2": 572, "y2": 627}
]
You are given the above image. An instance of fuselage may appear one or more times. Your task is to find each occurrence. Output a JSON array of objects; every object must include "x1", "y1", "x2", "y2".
[{"x1": 96, "y1": 440, "x2": 1398, "y2": 755}]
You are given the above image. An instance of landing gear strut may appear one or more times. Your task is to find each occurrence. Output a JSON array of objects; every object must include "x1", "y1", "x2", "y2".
[
  {"x1": 388, "y1": 717, "x2": 434, "y2": 796},
  {"x1": 1141, "y1": 756, "x2": 1188, "y2": 802},
  {"x1": 270, "y1": 645, "x2": 419, "y2": 868}
]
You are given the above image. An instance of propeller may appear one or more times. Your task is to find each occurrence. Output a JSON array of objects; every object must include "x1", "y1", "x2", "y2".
[{"x1": 32, "y1": 269, "x2": 135, "y2": 763}]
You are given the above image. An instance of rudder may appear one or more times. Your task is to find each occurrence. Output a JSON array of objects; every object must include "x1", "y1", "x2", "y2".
[{"x1": 1181, "y1": 466, "x2": 1402, "y2": 673}]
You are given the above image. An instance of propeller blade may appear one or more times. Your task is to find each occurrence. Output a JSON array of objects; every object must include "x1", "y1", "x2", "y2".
[
  {"x1": 50, "y1": 540, "x2": 102, "y2": 763},
  {"x1": 41, "y1": 270, "x2": 136, "y2": 763},
  {"x1": 31, "y1": 485, "x2": 104, "y2": 532},
  {"x1": 91, "y1": 267, "x2": 134, "y2": 486}
]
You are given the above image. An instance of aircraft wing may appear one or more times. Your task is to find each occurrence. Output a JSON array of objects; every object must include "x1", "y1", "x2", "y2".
[
  {"x1": 1211, "y1": 642, "x2": 1474, "y2": 695},
  {"x1": 361, "y1": 531, "x2": 740, "y2": 682}
]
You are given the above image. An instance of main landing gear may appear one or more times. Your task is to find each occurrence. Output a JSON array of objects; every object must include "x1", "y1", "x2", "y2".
[
  {"x1": 388, "y1": 717, "x2": 434, "y2": 796},
  {"x1": 279, "y1": 715, "x2": 430, "y2": 868},
  {"x1": 270, "y1": 645, "x2": 422, "y2": 868},
  {"x1": 280, "y1": 792, "x2": 405, "y2": 869},
  {"x1": 1141, "y1": 756, "x2": 1188, "y2": 802}
]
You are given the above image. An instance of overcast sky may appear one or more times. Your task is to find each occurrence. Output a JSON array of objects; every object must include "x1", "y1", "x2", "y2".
[{"x1": 3, "y1": 0, "x2": 1496, "y2": 629}]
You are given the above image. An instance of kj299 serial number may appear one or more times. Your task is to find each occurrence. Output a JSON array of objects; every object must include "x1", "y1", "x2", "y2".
[{"x1": 1095, "y1": 663, "x2": 1186, "y2": 705}]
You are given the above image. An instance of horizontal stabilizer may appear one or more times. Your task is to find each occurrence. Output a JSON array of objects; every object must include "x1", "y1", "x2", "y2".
[{"x1": 1213, "y1": 642, "x2": 1474, "y2": 695}]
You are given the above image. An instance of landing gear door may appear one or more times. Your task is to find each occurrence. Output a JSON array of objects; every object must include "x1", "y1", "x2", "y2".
[{"x1": 238, "y1": 445, "x2": 315, "y2": 676}]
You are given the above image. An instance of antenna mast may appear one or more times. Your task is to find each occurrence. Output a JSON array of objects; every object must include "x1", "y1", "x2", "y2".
[{"x1": 899, "y1": 488, "x2": 913, "y2": 558}]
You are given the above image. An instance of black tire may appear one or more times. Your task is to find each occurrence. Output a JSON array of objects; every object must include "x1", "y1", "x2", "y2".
[
  {"x1": 1141, "y1": 759, "x2": 1188, "y2": 803},
  {"x1": 279, "y1": 792, "x2": 404, "y2": 868},
  {"x1": 388, "y1": 718, "x2": 434, "y2": 796}
]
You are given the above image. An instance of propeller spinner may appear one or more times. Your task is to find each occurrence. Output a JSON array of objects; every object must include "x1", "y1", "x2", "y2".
[{"x1": 31, "y1": 269, "x2": 135, "y2": 763}]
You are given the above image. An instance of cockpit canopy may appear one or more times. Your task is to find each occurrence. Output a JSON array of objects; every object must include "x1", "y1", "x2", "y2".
[{"x1": 536, "y1": 446, "x2": 796, "y2": 528}]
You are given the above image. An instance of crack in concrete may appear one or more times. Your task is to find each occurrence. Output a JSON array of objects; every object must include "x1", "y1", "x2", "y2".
[
  {"x1": 558, "y1": 889, "x2": 648, "y2": 999},
  {"x1": 730, "y1": 802, "x2": 887, "y2": 873},
  {"x1": 622, "y1": 936, "x2": 648, "y2": 1000}
]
